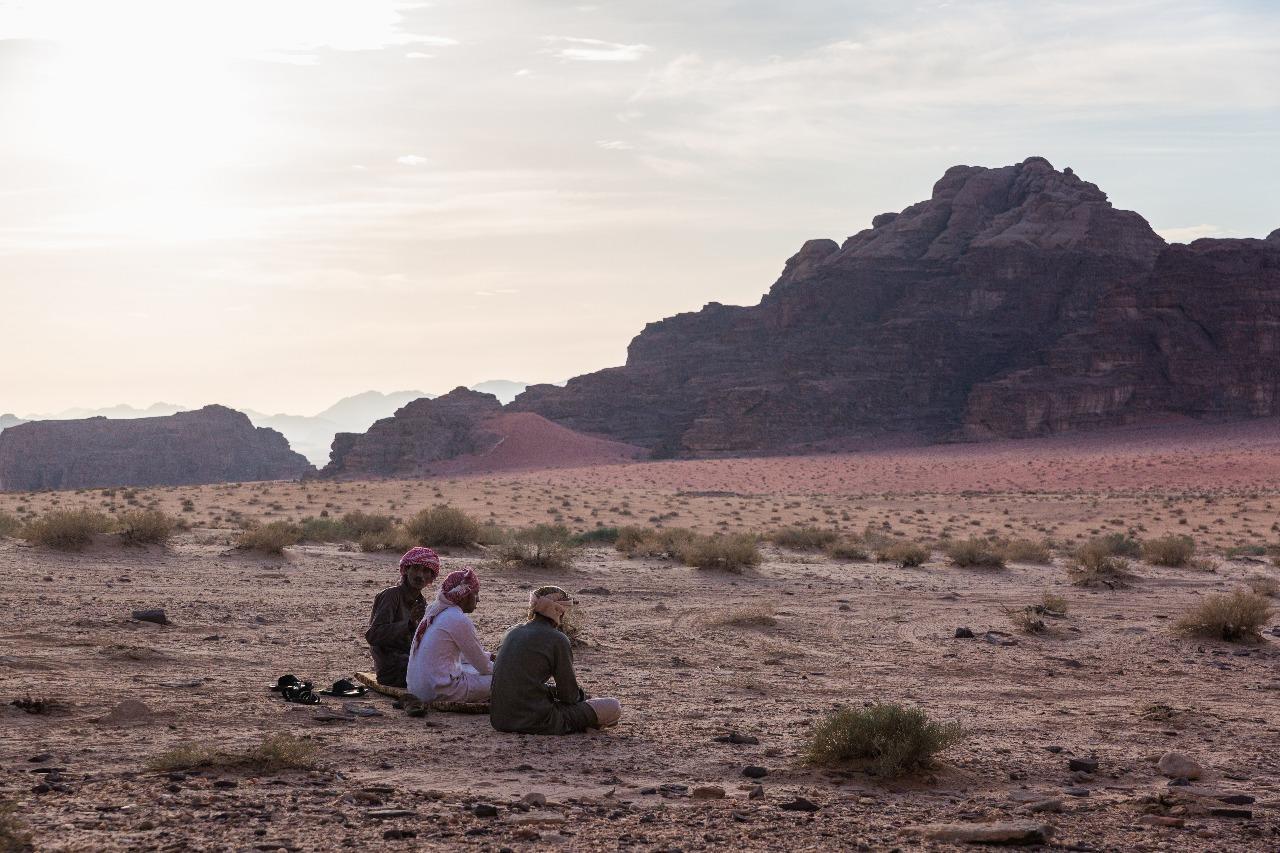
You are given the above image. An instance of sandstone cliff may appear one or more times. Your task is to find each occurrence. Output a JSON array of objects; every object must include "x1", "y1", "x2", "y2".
[
  {"x1": 0, "y1": 405, "x2": 312, "y2": 491},
  {"x1": 511, "y1": 158, "x2": 1280, "y2": 452}
]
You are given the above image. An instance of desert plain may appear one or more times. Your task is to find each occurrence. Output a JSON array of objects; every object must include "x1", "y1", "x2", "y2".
[{"x1": 2, "y1": 419, "x2": 1279, "y2": 852}]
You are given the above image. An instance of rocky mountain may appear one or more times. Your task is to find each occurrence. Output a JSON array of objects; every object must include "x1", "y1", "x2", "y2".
[
  {"x1": 0, "y1": 405, "x2": 312, "y2": 491},
  {"x1": 0, "y1": 414, "x2": 25, "y2": 433},
  {"x1": 511, "y1": 157, "x2": 1280, "y2": 452}
]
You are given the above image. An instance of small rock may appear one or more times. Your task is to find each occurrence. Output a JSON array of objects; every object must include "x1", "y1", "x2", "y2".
[
  {"x1": 383, "y1": 829, "x2": 417, "y2": 840},
  {"x1": 99, "y1": 700, "x2": 153, "y2": 725},
  {"x1": 473, "y1": 803, "x2": 499, "y2": 818},
  {"x1": 367, "y1": 808, "x2": 416, "y2": 819},
  {"x1": 954, "y1": 627, "x2": 975, "y2": 639},
  {"x1": 748, "y1": 785, "x2": 764, "y2": 800},
  {"x1": 1063, "y1": 787, "x2": 1090, "y2": 797},
  {"x1": 1157, "y1": 752, "x2": 1203, "y2": 780},
  {"x1": 1138, "y1": 815, "x2": 1185, "y2": 828},
  {"x1": 577, "y1": 587, "x2": 611, "y2": 596},
  {"x1": 213, "y1": 779, "x2": 238, "y2": 789},
  {"x1": 713, "y1": 732, "x2": 760, "y2": 745},
  {"x1": 521, "y1": 792, "x2": 547, "y2": 807},
  {"x1": 1208, "y1": 807, "x2": 1253, "y2": 819},
  {"x1": 1068, "y1": 757, "x2": 1098, "y2": 773},
  {"x1": 742, "y1": 766, "x2": 768, "y2": 779},
  {"x1": 28, "y1": 753, "x2": 53, "y2": 763},
  {"x1": 691, "y1": 785, "x2": 726, "y2": 800},
  {"x1": 1023, "y1": 799, "x2": 1062, "y2": 814},
  {"x1": 132, "y1": 609, "x2": 169, "y2": 626},
  {"x1": 905, "y1": 821, "x2": 1054, "y2": 845},
  {"x1": 778, "y1": 797, "x2": 819, "y2": 812},
  {"x1": 1217, "y1": 794, "x2": 1255, "y2": 805}
]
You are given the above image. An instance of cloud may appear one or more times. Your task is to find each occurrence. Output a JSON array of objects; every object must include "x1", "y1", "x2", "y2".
[
  {"x1": 548, "y1": 37, "x2": 651, "y2": 62},
  {"x1": 396, "y1": 154, "x2": 430, "y2": 166},
  {"x1": 596, "y1": 140, "x2": 634, "y2": 150}
]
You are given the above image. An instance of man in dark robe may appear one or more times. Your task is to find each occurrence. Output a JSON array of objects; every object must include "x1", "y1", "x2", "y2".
[{"x1": 365, "y1": 547, "x2": 439, "y2": 688}]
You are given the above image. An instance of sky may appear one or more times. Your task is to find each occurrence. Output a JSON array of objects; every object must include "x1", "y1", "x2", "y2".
[{"x1": 1, "y1": 0, "x2": 1278, "y2": 416}]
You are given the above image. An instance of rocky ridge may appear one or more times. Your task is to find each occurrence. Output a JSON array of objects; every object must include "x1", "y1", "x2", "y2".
[
  {"x1": 512, "y1": 157, "x2": 1280, "y2": 452},
  {"x1": 0, "y1": 405, "x2": 311, "y2": 491}
]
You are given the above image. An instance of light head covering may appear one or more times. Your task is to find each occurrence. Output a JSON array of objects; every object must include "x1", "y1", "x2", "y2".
[
  {"x1": 412, "y1": 568, "x2": 481, "y2": 649},
  {"x1": 398, "y1": 546, "x2": 441, "y2": 582},
  {"x1": 528, "y1": 586, "x2": 572, "y2": 626}
]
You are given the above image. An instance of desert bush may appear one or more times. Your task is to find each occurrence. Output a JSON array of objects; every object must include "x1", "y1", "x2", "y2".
[
  {"x1": 406, "y1": 505, "x2": 480, "y2": 547},
  {"x1": 1246, "y1": 575, "x2": 1278, "y2": 598},
  {"x1": 117, "y1": 510, "x2": 177, "y2": 546},
  {"x1": 496, "y1": 524, "x2": 578, "y2": 569},
  {"x1": 0, "y1": 512, "x2": 21, "y2": 538},
  {"x1": 1041, "y1": 591, "x2": 1068, "y2": 614},
  {"x1": 148, "y1": 734, "x2": 317, "y2": 774},
  {"x1": 711, "y1": 603, "x2": 778, "y2": 628},
  {"x1": 1068, "y1": 539, "x2": 1134, "y2": 588},
  {"x1": 1096, "y1": 532, "x2": 1142, "y2": 558},
  {"x1": 679, "y1": 533, "x2": 761, "y2": 573},
  {"x1": 769, "y1": 526, "x2": 840, "y2": 551},
  {"x1": 1174, "y1": 591, "x2": 1273, "y2": 642},
  {"x1": 804, "y1": 703, "x2": 965, "y2": 778},
  {"x1": 1142, "y1": 535, "x2": 1196, "y2": 567},
  {"x1": 299, "y1": 516, "x2": 346, "y2": 542},
  {"x1": 22, "y1": 509, "x2": 113, "y2": 550},
  {"x1": 340, "y1": 511, "x2": 394, "y2": 539},
  {"x1": 1225, "y1": 543, "x2": 1268, "y2": 559},
  {"x1": 147, "y1": 742, "x2": 219, "y2": 771},
  {"x1": 875, "y1": 540, "x2": 930, "y2": 568},
  {"x1": 358, "y1": 527, "x2": 415, "y2": 553},
  {"x1": 1006, "y1": 606, "x2": 1046, "y2": 634},
  {"x1": 616, "y1": 526, "x2": 698, "y2": 559},
  {"x1": 944, "y1": 537, "x2": 1006, "y2": 569},
  {"x1": 996, "y1": 537, "x2": 1053, "y2": 564},
  {"x1": 235, "y1": 521, "x2": 302, "y2": 554},
  {"x1": 572, "y1": 526, "x2": 619, "y2": 545},
  {"x1": 826, "y1": 537, "x2": 870, "y2": 561}
]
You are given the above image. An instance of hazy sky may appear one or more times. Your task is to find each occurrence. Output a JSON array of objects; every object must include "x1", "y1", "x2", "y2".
[{"x1": 2, "y1": 0, "x2": 1278, "y2": 416}]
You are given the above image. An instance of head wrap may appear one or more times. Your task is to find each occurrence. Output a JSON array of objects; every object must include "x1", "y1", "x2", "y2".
[
  {"x1": 412, "y1": 568, "x2": 481, "y2": 649},
  {"x1": 529, "y1": 590, "x2": 571, "y2": 626},
  {"x1": 398, "y1": 547, "x2": 441, "y2": 582}
]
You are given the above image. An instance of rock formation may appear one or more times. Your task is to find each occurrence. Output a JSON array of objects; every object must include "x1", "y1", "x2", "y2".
[
  {"x1": 511, "y1": 158, "x2": 1280, "y2": 451},
  {"x1": 0, "y1": 405, "x2": 312, "y2": 491}
]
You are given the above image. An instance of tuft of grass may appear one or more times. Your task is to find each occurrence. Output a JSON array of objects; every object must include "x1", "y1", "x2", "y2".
[
  {"x1": 358, "y1": 527, "x2": 415, "y2": 553},
  {"x1": 1095, "y1": 532, "x2": 1142, "y2": 558},
  {"x1": 299, "y1": 516, "x2": 347, "y2": 542},
  {"x1": 117, "y1": 510, "x2": 177, "y2": 546},
  {"x1": 235, "y1": 521, "x2": 302, "y2": 554},
  {"x1": 615, "y1": 526, "x2": 697, "y2": 559},
  {"x1": 0, "y1": 800, "x2": 31, "y2": 852},
  {"x1": 678, "y1": 533, "x2": 761, "y2": 573},
  {"x1": 1173, "y1": 591, "x2": 1273, "y2": 643},
  {"x1": 572, "y1": 526, "x2": 619, "y2": 546},
  {"x1": 710, "y1": 603, "x2": 778, "y2": 628},
  {"x1": 825, "y1": 538, "x2": 870, "y2": 561},
  {"x1": 769, "y1": 526, "x2": 840, "y2": 551},
  {"x1": 1006, "y1": 606, "x2": 1046, "y2": 634},
  {"x1": 0, "y1": 512, "x2": 20, "y2": 538},
  {"x1": 406, "y1": 505, "x2": 480, "y2": 547},
  {"x1": 340, "y1": 511, "x2": 395, "y2": 539},
  {"x1": 1068, "y1": 539, "x2": 1134, "y2": 588},
  {"x1": 804, "y1": 703, "x2": 965, "y2": 778},
  {"x1": 1225, "y1": 543, "x2": 1268, "y2": 559},
  {"x1": 875, "y1": 541, "x2": 930, "y2": 568},
  {"x1": 944, "y1": 537, "x2": 1006, "y2": 569},
  {"x1": 1142, "y1": 535, "x2": 1196, "y2": 567},
  {"x1": 22, "y1": 509, "x2": 113, "y2": 550},
  {"x1": 1246, "y1": 575, "x2": 1278, "y2": 598},
  {"x1": 495, "y1": 524, "x2": 578, "y2": 569},
  {"x1": 148, "y1": 734, "x2": 317, "y2": 774},
  {"x1": 1040, "y1": 591, "x2": 1069, "y2": 615},
  {"x1": 996, "y1": 538, "x2": 1053, "y2": 564},
  {"x1": 147, "y1": 742, "x2": 219, "y2": 772}
]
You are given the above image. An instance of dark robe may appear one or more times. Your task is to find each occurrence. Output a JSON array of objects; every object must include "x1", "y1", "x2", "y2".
[
  {"x1": 489, "y1": 617, "x2": 597, "y2": 735},
  {"x1": 365, "y1": 582, "x2": 426, "y2": 688}
]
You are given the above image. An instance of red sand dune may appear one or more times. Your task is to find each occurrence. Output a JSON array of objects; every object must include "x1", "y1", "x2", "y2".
[{"x1": 427, "y1": 412, "x2": 644, "y2": 475}]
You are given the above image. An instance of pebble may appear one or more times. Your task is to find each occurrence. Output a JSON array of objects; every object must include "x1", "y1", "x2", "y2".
[
  {"x1": 691, "y1": 786, "x2": 726, "y2": 800},
  {"x1": 1138, "y1": 815, "x2": 1184, "y2": 828},
  {"x1": 742, "y1": 766, "x2": 768, "y2": 779},
  {"x1": 778, "y1": 797, "x2": 819, "y2": 812},
  {"x1": 1208, "y1": 807, "x2": 1253, "y2": 819},
  {"x1": 748, "y1": 785, "x2": 764, "y2": 800},
  {"x1": 1068, "y1": 757, "x2": 1098, "y2": 773},
  {"x1": 1023, "y1": 799, "x2": 1062, "y2": 814},
  {"x1": 954, "y1": 627, "x2": 975, "y2": 638},
  {"x1": 906, "y1": 821, "x2": 1053, "y2": 845},
  {"x1": 1157, "y1": 752, "x2": 1203, "y2": 780},
  {"x1": 521, "y1": 792, "x2": 547, "y2": 807},
  {"x1": 1063, "y1": 787, "x2": 1090, "y2": 797},
  {"x1": 473, "y1": 803, "x2": 499, "y2": 818},
  {"x1": 713, "y1": 732, "x2": 760, "y2": 745},
  {"x1": 132, "y1": 608, "x2": 169, "y2": 625}
]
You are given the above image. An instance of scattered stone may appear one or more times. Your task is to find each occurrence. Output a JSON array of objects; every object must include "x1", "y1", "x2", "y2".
[
  {"x1": 984, "y1": 630, "x2": 1018, "y2": 646},
  {"x1": 904, "y1": 821, "x2": 1054, "y2": 845},
  {"x1": 691, "y1": 785, "x2": 726, "y2": 800},
  {"x1": 383, "y1": 829, "x2": 417, "y2": 840},
  {"x1": 1063, "y1": 787, "x2": 1090, "y2": 798},
  {"x1": 748, "y1": 785, "x2": 764, "y2": 800},
  {"x1": 954, "y1": 627, "x2": 975, "y2": 639},
  {"x1": 508, "y1": 810, "x2": 566, "y2": 825},
  {"x1": 1138, "y1": 815, "x2": 1185, "y2": 828},
  {"x1": 521, "y1": 792, "x2": 547, "y2": 807},
  {"x1": 99, "y1": 700, "x2": 153, "y2": 725},
  {"x1": 1217, "y1": 794, "x2": 1255, "y2": 805},
  {"x1": 778, "y1": 797, "x2": 820, "y2": 812},
  {"x1": 742, "y1": 766, "x2": 768, "y2": 779},
  {"x1": 577, "y1": 587, "x2": 611, "y2": 596},
  {"x1": 1208, "y1": 807, "x2": 1253, "y2": 819},
  {"x1": 1157, "y1": 752, "x2": 1203, "y2": 780},
  {"x1": 28, "y1": 753, "x2": 52, "y2": 763},
  {"x1": 713, "y1": 732, "x2": 760, "y2": 745},
  {"x1": 1023, "y1": 799, "x2": 1063, "y2": 814},
  {"x1": 367, "y1": 808, "x2": 416, "y2": 819},
  {"x1": 473, "y1": 803, "x2": 499, "y2": 818},
  {"x1": 131, "y1": 609, "x2": 169, "y2": 626},
  {"x1": 1068, "y1": 757, "x2": 1098, "y2": 773}
]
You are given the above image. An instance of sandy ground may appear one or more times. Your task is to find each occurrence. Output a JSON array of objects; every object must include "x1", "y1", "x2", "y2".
[{"x1": 2, "y1": 421, "x2": 1280, "y2": 851}]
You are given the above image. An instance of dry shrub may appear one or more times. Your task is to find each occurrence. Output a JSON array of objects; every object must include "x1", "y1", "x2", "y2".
[
  {"x1": 1095, "y1": 533, "x2": 1142, "y2": 558},
  {"x1": 944, "y1": 537, "x2": 1006, "y2": 569},
  {"x1": 1142, "y1": 535, "x2": 1196, "y2": 567},
  {"x1": 299, "y1": 516, "x2": 346, "y2": 542},
  {"x1": 406, "y1": 505, "x2": 480, "y2": 547},
  {"x1": 0, "y1": 800, "x2": 30, "y2": 852},
  {"x1": 341, "y1": 511, "x2": 394, "y2": 539},
  {"x1": 1068, "y1": 539, "x2": 1134, "y2": 588},
  {"x1": 1225, "y1": 543, "x2": 1268, "y2": 559},
  {"x1": 147, "y1": 742, "x2": 218, "y2": 771},
  {"x1": 235, "y1": 521, "x2": 302, "y2": 554},
  {"x1": 875, "y1": 540, "x2": 930, "y2": 568},
  {"x1": 1040, "y1": 591, "x2": 1068, "y2": 615},
  {"x1": 117, "y1": 510, "x2": 177, "y2": 546},
  {"x1": 1246, "y1": 575, "x2": 1278, "y2": 598},
  {"x1": 1006, "y1": 606, "x2": 1046, "y2": 634},
  {"x1": 616, "y1": 526, "x2": 697, "y2": 559},
  {"x1": 1173, "y1": 591, "x2": 1273, "y2": 643},
  {"x1": 148, "y1": 734, "x2": 317, "y2": 773},
  {"x1": 0, "y1": 512, "x2": 20, "y2": 538},
  {"x1": 997, "y1": 538, "x2": 1053, "y2": 564},
  {"x1": 496, "y1": 524, "x2": 577, "y2": 569},
  {"x1": 22, "y1": 509, "x2": 113, "y2": 550},
  {"x1": 769, "y1": 526, "x2": 839, "y2": 551},
  {"x1": 358, "y1": 527, "x2": 415, "y2": 553},
  {"x1": 679, "y1": 533, "x2": 761, "y2": 573},
  {"x1": 710, "y1": 603, "x2": 778, "y2": 628},
  {"x1": 572, "y1": 526, "x2": 619, "y2": 546},
  {"x1": 826, "y1": 538, "x2": 870, "y2": 561},
  {"x1": 804, "y1": 703, "x2": 965, "y2": 778}
]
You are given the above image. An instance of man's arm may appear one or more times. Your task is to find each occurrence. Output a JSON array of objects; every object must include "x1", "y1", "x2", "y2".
[
  {"x1": 364, "y1": 591, "x2": 416, "y2": 648},
  {"x1": 550, "y1": 634, "x2": 582, "y2": 703},
  {"x1": 447, "y1": 611, "x2": 494, "y2": 675}
]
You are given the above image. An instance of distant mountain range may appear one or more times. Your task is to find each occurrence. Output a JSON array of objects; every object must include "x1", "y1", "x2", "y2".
[{"x1": 2, "y1": 382, "x2": 532, "y2": 466}]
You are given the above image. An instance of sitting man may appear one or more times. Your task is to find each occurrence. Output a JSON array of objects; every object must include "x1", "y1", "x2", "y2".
[
  {"x1": 365, "y1": 547, "x2": 438, "y2": 688},
  {"x1": 406, "y1": 568, "x2": 493, "y2": 704},
  {"x1": 489, "y1": 585, "x2": 621, "y2": 735}
]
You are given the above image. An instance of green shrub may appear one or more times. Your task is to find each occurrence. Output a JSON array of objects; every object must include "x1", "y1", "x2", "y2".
[
  {"x1": 406, "y1": 505, "x2": 480, "y2": 547},
  {"x1": 117, "y1": 510, "x2": 177, "y2": 546},
  {"x1": 769, "y1": 526, "x2": 839, "y2": 551},
  {"x1": 1142, "y1": 535, "x2": 1196, "y2": 567},
  {"x1": 22, "y1": 509, "x2": 113, "y2": 550},
  {"x1": 235, "y1": 521, "x2": 302, "y2": 554},
  {"x1": 0, "y1": 512, "x2": 21, "y2": 538},
  {"x1": 1174, "y1": 591, "x2": 1273, "y2": 642},
  {"x1": 996, "y1": 538, "x2": 1053, "y2": 564},
  {"x1": 496, "y1": 524, "x2": 578, "y2": 569},
  {"x1": 616, "y1": 526, "x2": 697, "y2": 559},
  {"x1": 572, "y1": 526, "x2": 619, "y2": 545},
  {"x1": 944, "y1": 537, "x2": 1006, "y2": 569},
  {"x1": 1225, "y1": 543, "x2": 1268, "y2": 559},
  {"x1": 678, "y1": 533, "x2": 761, "y2": 573},
  {"x1": 341, "y1": 511, "x2": 394, "y2": 538},
  {"x1": 826, "y1": 537, "x2": 869, "y2": 561},
  {"x1": 804, "y1": 703, "x2": 964, "y2": 777},
  {"x1": 299, "y1": 516, "x2": 347, "y2": 542},
  {"x1": 358, "y1": 527, "x2": 415, "y2": 553},
  {"x1": 1068, "y1": 540, "x2": 1133, "y2": 588},
  {"x1": 876, "y1": 541, "x2": 930, "y2": 567},
  {"x1": 1096, "y1": 532, "x2": 1142, "y2": 558}
]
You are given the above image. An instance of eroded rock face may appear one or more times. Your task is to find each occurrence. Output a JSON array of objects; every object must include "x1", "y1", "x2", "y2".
[
  {"x1": 514, "y1": 157, "x2": 1231, "y2": 452},
  {"x1": 0, "y1": 405, "x2": 311, "y2": 490},
  {"x1": 318, "y1": 387, "x2": 503, "y2": 478}
]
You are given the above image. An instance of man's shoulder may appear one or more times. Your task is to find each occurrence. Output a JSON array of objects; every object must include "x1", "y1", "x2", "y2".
[{"x1": 372, "y1": 586, "x2": 404, "y2": 605}]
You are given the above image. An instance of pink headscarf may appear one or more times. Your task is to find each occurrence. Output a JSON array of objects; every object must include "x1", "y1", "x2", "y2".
[
  {"x1": 399, "y1": 547, "x2": 441, "y2": 582},
  {"x1": 412, "y1": 568, "x2": 480, "y2": 648}
]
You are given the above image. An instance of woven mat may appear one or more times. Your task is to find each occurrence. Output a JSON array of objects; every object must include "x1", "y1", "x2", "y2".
[{"x1": 353, "y1": 672, "x2": 489, "y2": 714}]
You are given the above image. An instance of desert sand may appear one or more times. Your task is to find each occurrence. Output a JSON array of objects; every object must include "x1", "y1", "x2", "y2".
[{"x1": 2, "y1": 420, "x2": 1279, "y2": 851}]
